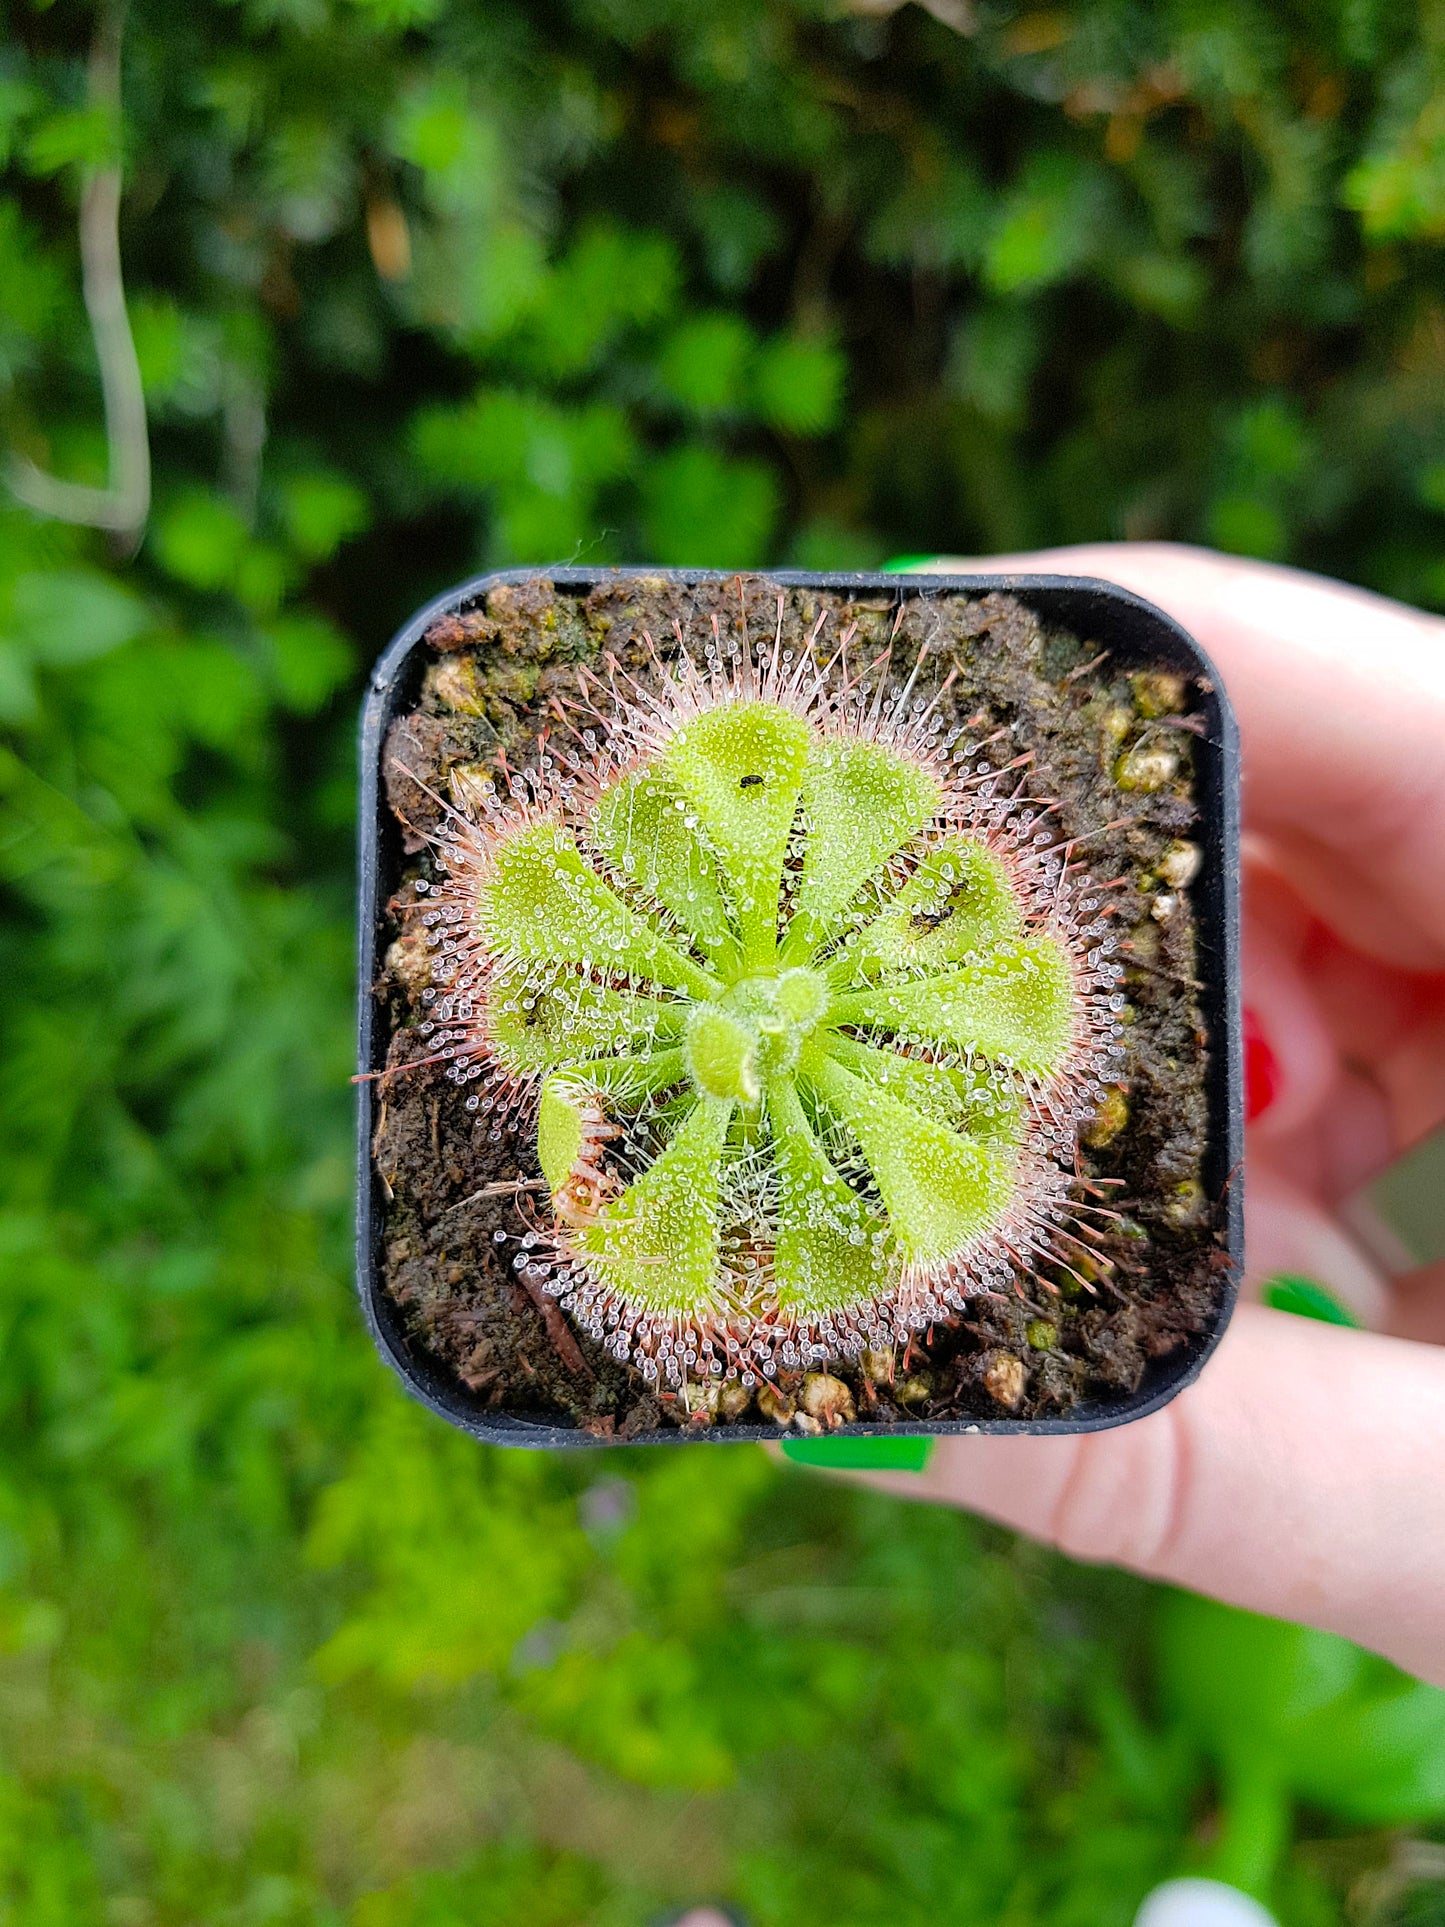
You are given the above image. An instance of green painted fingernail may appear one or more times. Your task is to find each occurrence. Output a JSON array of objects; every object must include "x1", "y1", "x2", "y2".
[
  {"x1": 881, "y1": 555, "x2": 936, "y2": 573},
  {"x1": 1260, "y1": 1272, "x2": 1361, "y2": 1328},
  {"x1": 781, "y1": 1435, "x2": 934, "y2": 1471}
]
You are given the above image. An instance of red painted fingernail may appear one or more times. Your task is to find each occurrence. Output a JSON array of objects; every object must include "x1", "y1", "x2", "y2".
[{"x1": 1244, "y1": 1007, "x2": 1280, "y2": 1122}]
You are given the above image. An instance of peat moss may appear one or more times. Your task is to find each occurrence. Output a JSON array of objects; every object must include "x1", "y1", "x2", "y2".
[{"x1": 369, "y1": 575, "x2": 1225, "y2": 1438}]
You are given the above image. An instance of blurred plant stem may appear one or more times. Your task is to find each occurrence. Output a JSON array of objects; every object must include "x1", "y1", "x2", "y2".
[{"x1": 6, "y1": 0, "x2": 150, "y2": 549}]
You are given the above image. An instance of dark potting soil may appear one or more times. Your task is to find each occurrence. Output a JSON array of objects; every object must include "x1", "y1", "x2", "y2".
[{"x1": 370, "y1": 575, "x2": 1225, "y2": 1439}]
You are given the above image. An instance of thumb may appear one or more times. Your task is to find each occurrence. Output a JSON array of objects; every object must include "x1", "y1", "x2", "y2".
[{"x1": 821, "y1": 1304, "x2": 1445, "y2": 1686}]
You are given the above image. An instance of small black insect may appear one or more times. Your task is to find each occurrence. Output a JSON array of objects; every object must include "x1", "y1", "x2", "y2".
[
  {"x1": 738, "y1": 773, "x2": 764, "y2": 789},
  {"x1": 910, "y1": 905, "x2": 954, "y2": 933},
  {"x1": 910, "y1": 880, "x2": 970, "y2": 934}
]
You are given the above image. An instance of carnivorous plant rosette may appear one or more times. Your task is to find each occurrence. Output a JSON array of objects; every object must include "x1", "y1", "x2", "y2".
[{"x1": 400, "y1": 605, "x2": 1126, "y2": 1397}]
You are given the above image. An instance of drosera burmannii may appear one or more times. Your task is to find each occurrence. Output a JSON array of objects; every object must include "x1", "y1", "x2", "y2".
[
  {"x1": 359, "y1": 570, "x2": 1242, "y2": 1444},
  {"x1": 389, "y1": 590, "x2": 1127, "y2": 1406}
]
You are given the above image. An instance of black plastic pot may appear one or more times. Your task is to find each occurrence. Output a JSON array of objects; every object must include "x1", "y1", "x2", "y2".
[{"x1": 357, "y1": 568, "x2": 1243, "y2": 1447}]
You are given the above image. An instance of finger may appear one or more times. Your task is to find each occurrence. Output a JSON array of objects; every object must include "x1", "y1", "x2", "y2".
[
  {"x1": 1245, "y1": 1158, "x2": 1391, "y2": 1328},
  {"x1": 1242, "y1": 862, "x2": 1338, "y2": 1146},
  {"x1": 920, "y1": 544, "x2": 1445, "y2": 967},
  {"x1": 1295, "y1": 915, "x2": 1445, "y2": 1149},
  {"x1": 828, "y1": 1305, "x2": 1445, "y2": 1686},
  {"x1": 1387, "y1": 1261, "x2": 1445, "y2": 1346},
  {"x1": 1244, "y1": 855, "x2": 1445, "y2": 1178}
]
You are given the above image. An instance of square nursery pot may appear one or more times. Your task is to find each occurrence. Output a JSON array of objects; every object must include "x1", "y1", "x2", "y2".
[{"x1": 358, "y1": 568, "x2": 1242, "y2": 1449}]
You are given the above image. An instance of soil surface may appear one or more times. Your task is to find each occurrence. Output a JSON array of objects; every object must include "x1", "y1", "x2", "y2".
[{"x1": 369, "y1": 575, "x2": 1228, "y2": 1439}]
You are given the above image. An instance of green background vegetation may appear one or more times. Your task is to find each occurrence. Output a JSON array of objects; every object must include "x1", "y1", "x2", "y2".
[{"x1": 2, "y1": 0, "x2": 1444, "y2": 1920}]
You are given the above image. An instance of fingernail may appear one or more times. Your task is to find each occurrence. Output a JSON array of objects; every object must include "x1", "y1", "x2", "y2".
[
  {"x1": 780, "y1": 1436, "x2": 934, "y2": 1471},
  {"x1": 1243, "y1": 1007, "x2": 1280, "y2": 1122},
  {"x1": 1259, "y1": 1273, "x2": 1360, "y2": 1329}
]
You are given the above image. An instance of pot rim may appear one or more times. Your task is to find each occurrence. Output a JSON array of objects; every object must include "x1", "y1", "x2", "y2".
[{"x1": 357, "y1": 567, "x2": 1243, "y2": 1447}]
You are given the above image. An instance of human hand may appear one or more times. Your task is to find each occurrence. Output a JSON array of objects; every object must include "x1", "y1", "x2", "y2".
[{"x1": 815, "y1": 543, "x2": 1445, "y2": 1686}]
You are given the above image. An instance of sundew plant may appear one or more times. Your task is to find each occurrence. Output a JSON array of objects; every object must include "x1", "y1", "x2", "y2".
[{"x1": 401, "y1": 598, "x2": 1126, "y2": 1400}]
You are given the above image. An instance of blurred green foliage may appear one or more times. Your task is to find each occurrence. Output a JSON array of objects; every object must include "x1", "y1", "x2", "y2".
[{"x1": 2, "y1": 0, "x2": 1444, "y2": 1921}]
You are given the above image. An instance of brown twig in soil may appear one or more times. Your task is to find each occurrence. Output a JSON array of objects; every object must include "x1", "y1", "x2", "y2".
[
  {"x1": 436, "y1": 1178, "x2": 547, "y2": 1223},
  {"x1": 517, "y1": 1275, "x2": 592, "y2": 1378},
  {"x1": 1063, "y1": 649, "x2": 1111, "y2": 684},
  {"x1": 1119, "y1": 937, "x2": 1206, "y2": 993}
]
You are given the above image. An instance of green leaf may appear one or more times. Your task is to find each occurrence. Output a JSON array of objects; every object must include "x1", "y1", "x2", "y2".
[
  {"x1": 782, "y1": 737, "x2": 941, "y2": 960},
  {"x1": 767, "y1": 1073, "x2": 890, "y2": 1312},
  {"x1": 661, "y1": 699, "x2": 810, "y2": 966},
  {"x1": 6, "y1": 571, "x2": 150, "y2": 666},
  {"x1": 24, "y1": 105, "x2": 119, "y2": 176},
  {"x1": 129, "y1": 295, "x2": 189, "y2": 403},
  {"x1": 412, "y1": 390, "x2": 635, "y2": 500},
  {"x1": 751, "y1": 333, "x2": 846, "y2": 435},
  {"x1": 536, "y1": 1066, "x2": 688, "y2": 1200},
  {"x1": 537, "y1": 1075, "x2": 587, "y2": 1195},
  {"x1": 262, "y1": 613, "x2": 353, "y2": 712},
  {"x1": 685, "y1": 1004, "x2": 760, "y2": 1103},
  {"x1": 1158, "y1": 1592, "x2": 1445, "y2": 1829},
  {"x1": 150, "y1": 492, "x2": 250, "y2": 592},
  {"x1": 830, "y1": 938, "x2": 1074, "y2": 1076},
  {"x1": 1208, "y1": 494, "x2": 1289, "y2": 561},
  {"x1": 478, "y1": 824, "x2": 718, "y2": 1000},
  {"x1": 822, "y1": 1033, "x2": 1022, "y2": 1141},
  {"x1": 487, "y1": 971, "x2": 686, "y2": 1076},
  {"x1": 572, "y1": 1096, "x2": 734, "y2": 1312},
  {"x1": 0, "y1": 645, "x2": 35, "y2": 722},
  {"x1": 803, "y1": 1045, "x2": 1013, "y2": 1265},
  {"x1": 275, "y1": 471, "x2": 370, "y2": 561},
  {"x1": 640, "y1": 443, "x2": 780, "y2": 570},
  {"x1": 984, "y1": 151, "x2": 1111, "y2": 295},
  {"x1": 509, "y1": 224, "x2": 681, "y2": 379},
  {"x1": 589, "y1": 767, "x2": 735, "y2": 956},
  {"x1": 656, "y1": 312, "x2": 756, "y2": 416},
  {"x1": 844, "y1": 837, "x2": 1024, "y2": 976}
]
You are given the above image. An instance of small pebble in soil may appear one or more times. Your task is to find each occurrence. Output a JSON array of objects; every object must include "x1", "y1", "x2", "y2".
[
  {"x1": 757, "y1": 1383, "x2": 796, "y2": 1427},
  {"x1": 717, "y1": 1379, "x2": 753, "y2": 1419},
  {"x1": 1082, "y1": 1087, "x2": 1129, "y2": 1149},
  {"x1": 430, "y1": 656, "x2": 489, "y2": 716},
  {"x1": 983, "y1": 1352, "x2": 1027, "y2": 1409},
  {"x1": 800, "y1": 1373, "x2": 856, "y2": 1430},
  {"x1": 385, "y1": 928, "x2": 434, "y2": 997},
  {"x1": 1101, "y1": 705, "x2": 1134, "y2": 748},
  {"x1": 1115, "y1": 742, "x2": 1182, "y2": 792},
  {"x1": 1131, "y1": 670, "x2": 1187, "y2": 718},
  {"x1": 1157, "y1": 839, "x2": 1202, "y2": 889},
  {"x1": 1164, "y1": 1178, "x2": 1208, "y2": 1228}
]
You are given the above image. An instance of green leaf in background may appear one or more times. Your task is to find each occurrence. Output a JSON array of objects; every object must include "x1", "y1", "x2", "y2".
[
  {"x1": 6, "y1": 569, "x2": 150, "y2": 664},
  {"x1": 275, "y1": 472, "x2": 371, "y2": 563},
  {"x1": 752, "y1": 332, "x2": 847, "y2": 435},
  {"x1": 1157, "y1": 1592, "x2": 1445, "y2": 1897},
  {"x1": 150, "y1": 491, "x2": 252, "y2": 592},
  {"x1": 641, "y1": 443, "x2": 780, "y2": 568},
  {"x1": 657, "y1": 311, "x2": 757, "y2": 415}
]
